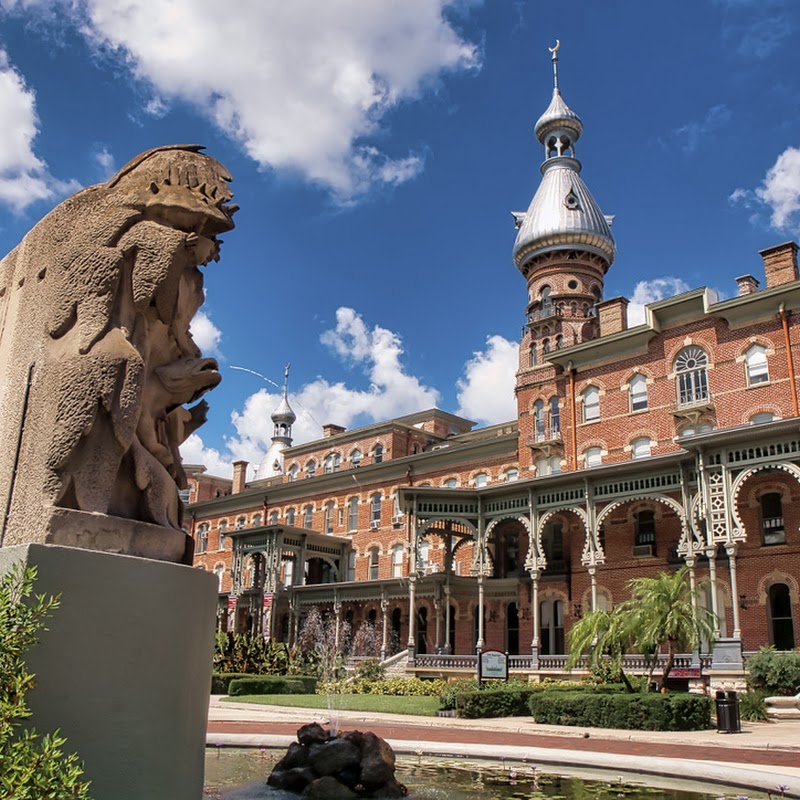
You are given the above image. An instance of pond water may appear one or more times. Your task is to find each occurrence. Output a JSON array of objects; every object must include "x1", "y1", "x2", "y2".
[{"x1": 203, "y1": 748, "x2": 764, "y2": 800}]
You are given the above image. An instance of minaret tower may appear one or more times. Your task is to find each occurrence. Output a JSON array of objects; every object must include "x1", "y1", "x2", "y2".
[
  {"x1": 256, "y1": 364, "x2": 296, "y2": 479},
  {"x1": 512, "y1": 42, "x2": 616, "y2": 475}
]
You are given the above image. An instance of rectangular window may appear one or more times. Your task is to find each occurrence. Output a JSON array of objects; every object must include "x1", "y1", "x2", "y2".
[{"x1": 369, "y1": 550, "x2": 379, "y2": 580}]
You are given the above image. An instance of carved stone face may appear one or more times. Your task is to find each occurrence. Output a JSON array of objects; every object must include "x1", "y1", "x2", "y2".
[{"x1": 0, "y1": 145, "x2": 238, "y2": 561}]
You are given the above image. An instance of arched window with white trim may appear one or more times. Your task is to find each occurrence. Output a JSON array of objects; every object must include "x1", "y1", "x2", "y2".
[
  {"x1": 350, "y1": 449, "x2": 362, "y2": 468},
  {"x1": 306, "y1": 459, "x2": 316, "y2": 478},
  {"x1": 584, "y1": 446, "x2": 602, "y2": 467},
  {"x1": 391, "y1": 544, "x2": 404, "y2": 577},
  {"x1": 347, "y1": 497, "x2": 359, "y2": 531},
  {"x1": 629, "y1": 374, "x2": 648, "y2": 412},
  {"x1": 474, "y1": 472, "x2": 488, "y2": 488},
  {"x1": 745, "y1": 344, "x2": 769, "y2": 385},
  {"x1": 533, "y1": 399, "x2": 545, "y2": 439},
  {"x1": 196, "y1": 523, "x2": 209, "y2": 554},
  {"x1": 303, "y1": 504, "x2": 313, "y2": 529},
  {"x1": 631, "y1": 437, "x2": 652, "y2": 459},
  {"x1": 674, "y1": 346, "x2": 709, "y2": 407},
  {"x1": 582, "y1": 385, "x2": 600, "y2": 422}
]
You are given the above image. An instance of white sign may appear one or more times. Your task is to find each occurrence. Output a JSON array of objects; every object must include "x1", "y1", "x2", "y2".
[{"x1": 479, "y1": 649, "x2": 508, "y2": 680}]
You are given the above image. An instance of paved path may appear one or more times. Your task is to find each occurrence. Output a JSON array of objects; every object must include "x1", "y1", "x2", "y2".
[{"x1": 207, "y1": 697, "x2": 800, "y2": 796}]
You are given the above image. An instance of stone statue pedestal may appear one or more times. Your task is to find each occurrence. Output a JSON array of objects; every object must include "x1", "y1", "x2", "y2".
[{"x1": 0, "y1": 543, "x2": 217, "y2": 800}]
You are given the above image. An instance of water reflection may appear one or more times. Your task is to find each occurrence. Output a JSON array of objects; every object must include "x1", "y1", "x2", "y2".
[{"x1": 204, "y1": 749, "x2": 759, "y2": 800}]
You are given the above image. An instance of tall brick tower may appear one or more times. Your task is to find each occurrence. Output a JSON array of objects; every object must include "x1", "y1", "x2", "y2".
[{"x1": 513, "y1": 42, "x2": 616, "y2": 476}]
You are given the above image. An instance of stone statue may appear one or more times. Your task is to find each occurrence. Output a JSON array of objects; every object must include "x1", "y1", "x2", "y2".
[{"x1": 0, "y1": 145, "x2": 237, "y2": 563}]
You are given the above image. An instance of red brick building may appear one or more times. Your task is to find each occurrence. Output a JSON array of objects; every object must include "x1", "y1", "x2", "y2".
[{"x1": 188, "y1": 51, "x2": 799, "y2": 683}]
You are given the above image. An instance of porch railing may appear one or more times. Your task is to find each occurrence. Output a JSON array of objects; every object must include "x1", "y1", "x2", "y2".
[{"x1": 412, "y1": 653, "x2": 714, "y2": 672}]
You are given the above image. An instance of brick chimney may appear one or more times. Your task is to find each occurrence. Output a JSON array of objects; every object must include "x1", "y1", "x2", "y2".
[
  {"x1": 760, "y1": 241, "x2": 799, "y2": 288},
  {"x1": 232, "y1": 460, "x2": 248, "y2": 495},
  {"x1": 322, "y1": 424, "x2": 346, "y2": 438},
  {"x1": 597, "y1": 297, "x2": 629, "y2": 335},
  {"x1": 735, "y1": 274, "x2": 760, "y2": 296}
]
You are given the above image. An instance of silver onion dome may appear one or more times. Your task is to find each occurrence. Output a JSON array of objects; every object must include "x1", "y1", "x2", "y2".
[{"x1": 534, "y1": 89, "x2": 583, "y2": 143}]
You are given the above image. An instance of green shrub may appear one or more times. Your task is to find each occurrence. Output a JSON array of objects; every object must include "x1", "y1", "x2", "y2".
[
  {"x1": 747, "y1": 647, "x2": 800, "y2": 696},
  {"x1": 528, "y1": 690, "x2": 710, "y2": 731},
  {"x1": 455, "y1": 684, "x2": 536, "y2": 719},
  {"x1": 354, "y1": 658, "x2": 385, "y2": 681},
  {"x1": 322, "y1": 677, "x2": 445, "y2": 697},
  {"x1": 0, "y1": 564, "x2": 91, "y2": 799},
  {"x1": 439, "y1": 678, "x2": 478, "y2": 710},
  {"x1": 738, "y1": 690, "x2": 769, "y2": 722},
  {"x1": 211, "y1": 672, "x2": 251, "y2": 694},
  {"x1": 228, "y1": 676, "x2": 307, "y2": 696}
]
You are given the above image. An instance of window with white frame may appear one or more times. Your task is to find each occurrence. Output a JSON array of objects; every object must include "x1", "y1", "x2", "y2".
[
  {"x1": 582, "y1": 385, "x2": 600, "y2": 422},
  {"x1": 391, "y1": 544, "x2": 404, "y2": 577},
  {"x1": 443, "y1": 478, "x2": 458, "y2": 488},
  {"x1": 474, "y1": 472, "x2": 488, "y2": 488},
  {"x1": 750, "y1": 411, "x2": 775, "y2": 424},
  {"x1": 679, "y1": 422, "x2": 713, "y2": 437},
  {"x1": 549, "y1": 395, "x2": 560, "y2": 433},
  {"x1": 529, "y1": 343, "x2": 538, "y2": 367},
  {"x1": 288, "y1": 464, "x2": 299, "y2": 481},
  {"x1": 419, "y1": 540, "x2": 430, "y2": 573},
  {"x1": 283, "y1": 559, "x2": 294, "y2": 587},
  {"x1": 285, "y1": 507, "x2": 296, "y2": 525},
  {"x1": 323, "y1": 501, "x2": 334, "y2": 534},
  {"x1": 306, "y1": 460, "x2": 316, "y2": 478},
  {"x1": 533, "y1": 399, "x2": 545, "y2": 439},
  {"x1": 629, "y1": 374, "x2": 648, "y2": 412},
  {"x1": 745, "y1": 344, "x2": 769, "y2": 385},
  {"x1": 631, "y1": 437, "x2": 652, "y2": 459},
  {"x1": 303, "y1": 504, "x2": 313, "y2": 528},
  {"x1": 504, "y1": 468, "x2": 519, "y2": 482},
  {"x1": 350, "y1": 449, "x2": 362, "y2": 468},
  {"x1": 370, "y1": 493, "x2": 381, "y2": 524},
  {"x1": 372, "y1": 444, "x2": 384, "y2": 464},
  {"x1": 235, "y1": 516, "x2": 245, "y2": 530},
  {"x1": 674, "y1": 346, "x2": 709, "y2": 406},
  {"x1": 536, "y1": 456, "x2": 561, "y2": 476},
  {"x1": 584, "y1": 447, "x2": 603, "y2": 467},
  {"x1": 218, "y1": 521, "x2": 228, "y2": 550},
  {"x1": 347, "y1": 497, "x2": 359, "y2": 531},
  {"x1": 196, "y1": 523, "x2": 209, "y2": 554},
  {"x1": 324, "y1": 453, "x2": 341, "y2": 473},
  {"x1": 368, "y1": 547, "x2": 379, "y2": 580},
  {"x1": 214, "y1": 564, "x2": 224, "y2": 591}
]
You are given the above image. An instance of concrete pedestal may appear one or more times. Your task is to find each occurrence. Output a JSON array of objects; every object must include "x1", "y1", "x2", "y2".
[
  {"x1": 710, "y1": 636, "x2": 744, "y2": 670},
  {"x1": 0, "y1": 544, "x2": 217, "y2": 800}
]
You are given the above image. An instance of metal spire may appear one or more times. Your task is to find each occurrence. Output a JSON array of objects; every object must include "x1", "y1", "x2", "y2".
[
  {"x1": 282, "y1": 363, "x2": 290, "y2": 397},
  {"x1": 549, "y1": 39, "x2": 560, "y2": 91}
]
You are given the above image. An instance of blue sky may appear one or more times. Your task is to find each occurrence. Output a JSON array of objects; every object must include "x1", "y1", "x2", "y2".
[{"x1": 1, "y1": 0, "x2": 799, "y2": 478}]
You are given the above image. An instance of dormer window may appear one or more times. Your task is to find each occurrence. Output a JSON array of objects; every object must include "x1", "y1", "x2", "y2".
[
  {"x1": 350, "y1": 449, "x2": 362, "y2": 468},
  {"x1": 373, "y1": 444, "x2": 384, "y2": 464}
]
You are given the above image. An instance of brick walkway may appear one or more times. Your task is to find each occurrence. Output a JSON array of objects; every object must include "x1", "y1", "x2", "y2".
[{"x1": 207, "y1": 719, "x2": 800, "y2": 769}]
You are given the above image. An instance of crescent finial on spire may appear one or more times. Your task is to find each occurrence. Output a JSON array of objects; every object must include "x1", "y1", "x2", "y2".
[
  {"x1": 548, "y1": 39, "x2": 560, "y2": 58},
  {"x1": 283, "y1": 363, "x2": 290, "y2": 395},
  {"x1": 548, "y1": 39, "x2": 560, "y2": 90}
]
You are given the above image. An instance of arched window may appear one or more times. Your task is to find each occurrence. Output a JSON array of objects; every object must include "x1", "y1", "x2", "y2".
[
  {"x1": 584, "y1": 446, "x2": 602, "y2": 467},
  {"x1": 529, "y1": 343, "x2": 538, "y2": 367},
  {"x1": 533, "y1": 400, "x2": 545, "y2": 439},
  {"x1": 285, "y1": 507, "x2": 296, "y2": 526},
  {"x1": 391, "y1": 544, "x2": 404, "y2": 577},
  {"x1": 306, "y1": 459, "x2": 316, "y2": 478},
  {"x1": 235, "y1": 516, "x2": 245, "y2": 530},
  {"x1": 288, "y1": 463, "x2": 299, "y2": 481},
  {"x1": 323, "y1": 501, "x2": 335, "y2": 534},
  {"x1": 264, "y1": 512, "x2": 275, "y2": 525},
  {"x1": 555, "y1": 334, "x2": 563, "y2": 350},
  {"x1": 542, "y1": 338, "x2": 551, "y2": 354},
  {"x1": 372, "y1": 444, "x2": 384, "y2": 464},
  {"x1": 760, "y1": 493, "x2": 785, "y2": 545},
  {"x1": 218, "y1": 521, "x2": 228, "y2": 550},
  {"x1": 582, "y1": 385, "x2": 600, "y2": 422},
  {"x1": 214, "y1": 564, "x2": 224, "y2": 592},
  {"x1": 419, "y1": 540, "x2": 430, "y2": 573},
  {"x1": 370, "y1": 493, "x2": 382, "y2": 525},
  {"x1": 540, "y1": 285, "x2": 552, "y2": 317},
  {"x1": 679, "y1": 422, "x2": 714, "y2": 437},
  {"x1": 283, "y1": 559, "x2": 294, "y2": 587},
  {"x1": 745, "y1": 344, "x2": 769, "y2": 385},
  {"x1": 347, "y1": 497, "x2": 359, "y2": 531},
  {"x1": 350, "y1": 449, "x2": 362, "y2": 468},
  {"x1": 768, "y1": 583, "x2": 795, "y2": 650},
  {"x1": 504, "y1": 468, "x2": 519, "y2": 482},
  {"x1": 675, "y1": 346, "x2": 709, "y2": 407},
  {"x1": 506, "y1": 602, "x2": 520, "y2": 655},
  {"x1": 196, "y1": 523, "x2": 209, "y2": 554},
  {"x1": 750, "y1": 412, "x2": 775, "y2": 425},
  {"x1": 443, "y1": 478, "x2": 458, "y2": 488},
  {"x1": 474, "y1": 472, "x2": 488, "y2": 488},
  {"x1": 302, "y1": 504, "x2": 313, "y2": 529},
  {"x1": 630, "y1": 374, "x2": 648, "y2": 412},
  {"x1": 536, "y1": 456, "x2": 561, "y2": 476},
  {"x1": 549, "y1": 396, "x2": 560, "y2": 434},
  {"x1": 324, "y1": 453, "x2": 341, "y2": 473},
  {"x1": 631, "y1": 437, "x2": 652, "y2": 459},
  {"x1": 368, "y1": 547, "x2": 380, "y2": 580},
  {"x1": 539, "y1": 599, "x2": 564, "y2": 655}
]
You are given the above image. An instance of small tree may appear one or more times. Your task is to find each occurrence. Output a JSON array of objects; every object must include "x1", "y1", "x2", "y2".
[
  {"x1": 297, "y1": 606, "x2": 351, "y2": 683},
  {"x1": 566, "y1": 608, "x2": 638, "y2": 692},
  {"x1": 621, "y1": 566, "x2": 715, "y2": 688},
  {"x1": 0, "y1": 563, "x2": 91, "y2": 799}
]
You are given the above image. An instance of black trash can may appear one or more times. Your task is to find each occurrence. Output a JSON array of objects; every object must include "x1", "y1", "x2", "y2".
[{"x1": 715, "y1": 690, "x2": 741, "y2": 733}]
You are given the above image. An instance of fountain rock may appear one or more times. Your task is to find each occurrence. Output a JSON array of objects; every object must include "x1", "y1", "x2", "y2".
[{"x1": 268, "y1": 725, "x2": 407, "y2": 798}]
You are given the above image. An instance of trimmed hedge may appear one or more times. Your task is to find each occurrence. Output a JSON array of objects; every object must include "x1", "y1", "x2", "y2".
[
  {"x1": 212, "y1": 672, "x2": 317, "y2": 695},
  {"x1": 228, "y1": 676, "x2": 312, "y2": 697},
  {"x1": 455, "y1": 685, "x2": 537, "y2": 719},
  {"x1": 528, "y1": 691, "x2": 711, "y2": 731}
]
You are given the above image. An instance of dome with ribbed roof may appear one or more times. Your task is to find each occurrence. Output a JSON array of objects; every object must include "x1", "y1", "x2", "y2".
[{"x1": 534, "y1": 88, "x2": 583, "y2": 143}]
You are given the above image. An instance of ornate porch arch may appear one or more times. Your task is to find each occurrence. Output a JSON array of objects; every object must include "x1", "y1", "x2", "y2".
[{"x1": 730, "y1": 462, "x2": 800, "y2": 540}]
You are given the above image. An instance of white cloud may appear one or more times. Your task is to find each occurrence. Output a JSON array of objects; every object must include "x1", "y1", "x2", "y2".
[
  {"x1": 0, "y1": 48, "x2": 78, "y2": 209},
  {"x1": 627, "y1": 277, "x2": 691, "y2": 326},
  {"x1": 21, "y1": 0, "x2": 479, "y2": 201},
  {"x1": 730, "y1": 147, "x2": 800, "y2": 235},
  {"x1": 179, "y1": 433, "x2": 235, "y2": 478},
  {"x1": 456, "y1": 335, "x2": 518, "y2": 425},
  {"x1": 182, "y1": 306, "x2": 441, "y2": 478},
  {"x1": 190, "y1": 310, "x2": 222, "y2": 356},
  {"x1": 92, "y1": 144, "x2": 115, "y2": 178},
  {"x1": 673, "y1": 105, "x2": 732, "y2": 155}
]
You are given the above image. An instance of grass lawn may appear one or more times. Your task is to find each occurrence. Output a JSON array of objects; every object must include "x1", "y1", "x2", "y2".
[{"x1": 223, "y1": 694, "x2": 440, "y2": 716}]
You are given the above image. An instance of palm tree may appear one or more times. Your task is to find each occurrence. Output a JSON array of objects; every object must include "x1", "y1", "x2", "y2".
[
  {"x1": 620, "y1": 566, "x2": 716, "y2": 688},
  {"x1": 565, "y1": 607, "x2": 639, "y2": 692}
]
